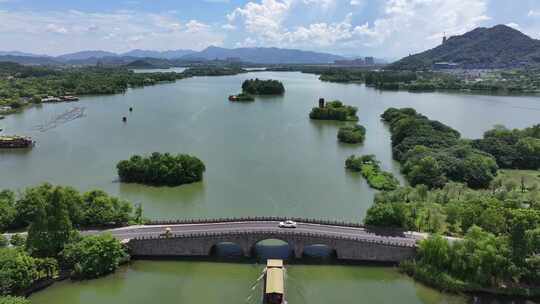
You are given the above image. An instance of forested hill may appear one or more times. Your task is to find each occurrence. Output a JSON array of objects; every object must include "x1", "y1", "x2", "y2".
[{"x1": 389, "y1": 25, "x2": 540, "y2": 70}]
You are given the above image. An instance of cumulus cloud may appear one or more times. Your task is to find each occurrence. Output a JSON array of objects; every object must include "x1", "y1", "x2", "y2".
[
  {"x1": 0, "y1": 10, "x2": 224, "y2": 55},
  {"x1": 529, "y1": 10, "x2": 540, "y2": 17},
  {"x1": 227, "y1": 0, "x2": 490, "y2": 56},
  {"x1": 227, "y1": 0, "x2": 291, "y2": 41}
]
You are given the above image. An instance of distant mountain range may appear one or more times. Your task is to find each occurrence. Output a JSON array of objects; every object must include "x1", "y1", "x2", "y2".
[
  {"x1": 181, "y1": 46, "x2": 344, "y2": 64},
  {"x1": 390, "y1": 25, "x2": 540, "y2": 70},
  {"x1": 0, "y1": 46, "x2": 345, "y2": 65}
]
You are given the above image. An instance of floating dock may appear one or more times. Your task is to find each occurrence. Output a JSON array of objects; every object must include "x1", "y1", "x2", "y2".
[{"x1": 0, "y1": 136, "x2": 34, "y2": 148}]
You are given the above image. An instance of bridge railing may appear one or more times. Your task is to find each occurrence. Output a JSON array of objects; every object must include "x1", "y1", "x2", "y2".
[
  {"x1": 130, "y1": 229, "x2": 417, "y2": 248},
  {"x1": 145, "y1": 216, "x2": 366, "y2": 228}
]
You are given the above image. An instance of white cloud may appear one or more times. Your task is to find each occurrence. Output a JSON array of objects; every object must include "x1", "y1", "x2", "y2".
[
  {"x1": 506, "y1": 22, "x2": 520, "y2": 30},
  {"x1": 0, "y1": 10, "x2": 224, "y2": 54},
  {"x1": 529, "y1": 10, "x2": 540, "y2": 17},
  {"x1": 228, "y1": 0, "x2": 490, "y2": 57},
  {"x1": 185, "y1": 20, "x2": 210, "y2": 33},
  {"x1": 227, "y1": 0, "x2": 291, "y2": 41},
  {"x1": 222, "y1": 23, "x2": 236, "y2": 30},
  {"x1": 45, "y1": 23, "x2": 68, "y2": 34},
  {"x1": 302, "y1": 0, "x2": 334, "y2": 8}
]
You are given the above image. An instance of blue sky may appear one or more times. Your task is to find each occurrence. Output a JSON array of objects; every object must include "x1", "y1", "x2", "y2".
[{"x1": 1, "y1": 0, "x2": 539, "y2": 58}]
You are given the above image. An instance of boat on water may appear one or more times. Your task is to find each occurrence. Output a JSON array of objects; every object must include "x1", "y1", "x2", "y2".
[
  {"x1": 0, "y1": 136, "x2": 34, "y2": 148},
  {"x1": 61, "y1": 95, "x2": 80, "y2": 102},
  {"x1": 263, "y1": 259, "x2": 286, "y2": 304}
]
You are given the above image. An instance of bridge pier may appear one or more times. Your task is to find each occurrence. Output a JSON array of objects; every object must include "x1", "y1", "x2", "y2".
[
  {"x1": 241, "y1": 244, "x2": 252, "y2": 258},
  {"x1": 294, "y1": 244, "x2": 304, "y2": 259}
]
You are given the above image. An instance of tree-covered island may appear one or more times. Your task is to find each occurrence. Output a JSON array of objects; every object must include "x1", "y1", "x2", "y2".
[
  {"x1": 117, "y1": 152, "x2": 206, "y2": 186},
  {"x1": 309, "y1": 99, "x2": 359, "y2": 122},
  {"x1": 241, "y1": 79, "x2": 285, "y2": 95},
  {"x1": 346, "y1": 155, "x2": 399, "y2": 191},
  {"x1": 382, "y1": 107, "x2": 499, "y2": 189},
  {"x1": 337, "y1": 124, "x2": 366, "y2": 144}
]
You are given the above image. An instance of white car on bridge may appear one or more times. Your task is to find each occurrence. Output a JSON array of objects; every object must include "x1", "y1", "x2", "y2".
[{"x1": 278, "y1": 220, "x2": 297, "y2": 228}]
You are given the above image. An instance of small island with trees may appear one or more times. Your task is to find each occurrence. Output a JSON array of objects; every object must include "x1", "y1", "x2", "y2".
[
  {"x1": 309, "y1": 99, "x2": 358, "y2": 122},
  {"x1": 229, "y1": 78, "x2": 284, "y2": 102},
  {"x1": 346, "y1": 155, "x2": 399, "y2": 191},
  {"x1": 116, "y1": 152, "x2": 206, "y2": 187},
  {"x1": 337, "y1": 124, "x2": 366, "y2": 144},
  {"x1": 241, "y1": 79, "x2": 285, "y2": 95}
]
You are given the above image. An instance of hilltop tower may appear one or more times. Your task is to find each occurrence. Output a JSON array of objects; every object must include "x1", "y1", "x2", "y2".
[{"x1": 442, "y1": 33, "x2": 447, "y2": 44}]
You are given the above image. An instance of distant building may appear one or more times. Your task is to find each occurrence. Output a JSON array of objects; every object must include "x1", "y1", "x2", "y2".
[
  {"x1": 334, "y1": 58, "x2": 365, "y2": 66},
  {"x1": 442, "y1": 35, "x2": 447, "y2": 44},
  {"x1": 364, "y1": 57, "x2": 375, "y2": 65},
  {"x1": 225, "y1": 57, "x2": 242, "y2": 62},
  {"x1": 433, "y1": 62, "x2": 460, "y2": 70}
]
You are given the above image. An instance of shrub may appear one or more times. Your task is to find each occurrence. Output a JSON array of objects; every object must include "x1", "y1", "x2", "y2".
[
  {"x1": 0, "y1": 236, "x2": 7, "y2": 248},
  {"x1": 0, "y1": 248, "x2": 41, "y2": 295}
]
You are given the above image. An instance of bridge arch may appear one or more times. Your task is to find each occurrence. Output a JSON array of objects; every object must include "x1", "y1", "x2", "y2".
[
  {"x1": 208, "y1": 241, "x2": 245, "y2": 258},
  {"x1": 302, "y1": 244, "x2": 337, "y2": 260},
  {"x1": 251, "y1": 238, "x2": 294, "y2": 260}
]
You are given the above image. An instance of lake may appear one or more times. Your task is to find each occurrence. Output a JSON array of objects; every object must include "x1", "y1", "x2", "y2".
[{"x1": 2, "y1": 71, "x2": 539, "y2": 303}]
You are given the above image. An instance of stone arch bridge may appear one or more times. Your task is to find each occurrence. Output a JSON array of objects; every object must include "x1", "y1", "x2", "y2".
[{"x1": 108, "y1": 217, "x2": 418, "y2": 263}]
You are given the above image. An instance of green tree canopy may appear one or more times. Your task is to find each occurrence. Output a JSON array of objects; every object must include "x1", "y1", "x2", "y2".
[{"x1": 61, "y1": 234, "x2": 128, "y2": 279}]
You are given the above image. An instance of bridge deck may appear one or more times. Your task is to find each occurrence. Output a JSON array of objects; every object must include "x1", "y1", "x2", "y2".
[{"x1": 102, "y1": 221, "x2": 418, "y2": 247}]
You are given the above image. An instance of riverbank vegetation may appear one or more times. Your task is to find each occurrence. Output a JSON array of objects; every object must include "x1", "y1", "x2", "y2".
[
  {"x1": 61, "y1": 234, "x2": 129, "y2": 279},
  {"x1": 303, "y1": 67, "x2": 540, "y2": 94},
  {"x1": 0, "y1": 62, "x2": 249, "y2": 114},
  {"x1": 117, "y1": 152, "x2": 206, "y2": 186},
  {"x1": 337, "y1": 124, "x2": 366, "y2": 144},
  {"x1": 182, "y1": 66, "x2": 246, "y2": 77},
  {"x1": 365, "y1": 183, "x2": 540, "y2": 296},
  {"x1": 0, "y1": 184, "x2": 139, "y2": 232},
  {"x1": 382, "y1": 107, "x2": 499, "y2": 189},
  {"x1": 241, "y1": 79, "x2": 285, "y2": 95},
  {"x1": 0, "y1": 184, "x2": 135, "y2": 300},
  {"x1": 0, "y1": 247, "x2": 58, "y2": 296},
  {"x1": 309, "y1": 100, "x2": 358, "y2": 122},
  {"x1": 345, "y1": 155, "x2": 400, "y2": 191}
]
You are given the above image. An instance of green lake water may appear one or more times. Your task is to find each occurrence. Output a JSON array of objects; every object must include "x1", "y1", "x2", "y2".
[
  {"x1": 29, "y1": 261, "x2": 467, "y2": 304},
  {"x1": 2, "y1": 71, "x2": 540, "y2": 303}
]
